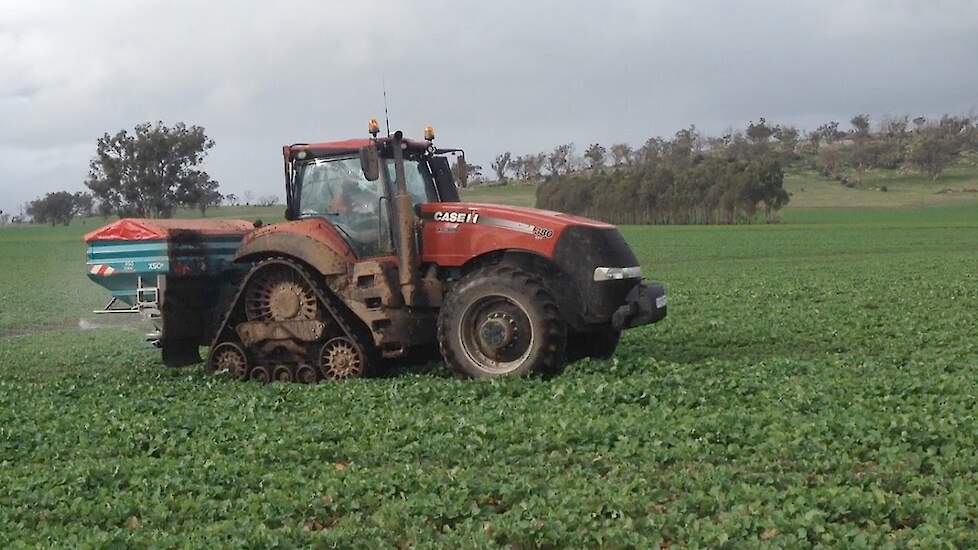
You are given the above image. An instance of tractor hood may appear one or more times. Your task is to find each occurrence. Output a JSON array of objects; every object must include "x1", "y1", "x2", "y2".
[
  {"x1": 419, "y1": 202, "x2": 622, "y2": 268},
  {"x1": 422, "y1": 202, "x2": 614, "y2": 233}
]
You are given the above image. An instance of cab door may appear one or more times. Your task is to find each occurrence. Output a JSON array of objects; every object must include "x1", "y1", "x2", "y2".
[{"x1": 297, "y1": 156, "x2": 391, "y2": 258}]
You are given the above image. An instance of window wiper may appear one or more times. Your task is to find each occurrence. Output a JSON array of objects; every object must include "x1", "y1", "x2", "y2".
[
  {"x1": 300, "y1": 211, "x2": 352, "y2": 241},
  {"x1": 329, "y1": 221, "x2": 354, "y2": 243}
]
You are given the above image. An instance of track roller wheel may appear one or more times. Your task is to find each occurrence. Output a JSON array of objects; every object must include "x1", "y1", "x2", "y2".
[
  {"x1": 296, "y1": 365, "x2": 319, "y2": 384},
  {"x1": 249, "y1": 365, "x2": 272, "y2": 384},
  {"x1": 318, "y1": 337, "x2": 367, "y2": 380},
  {"x1": 273, "y1": 365, "x2": 294, "y2": 383},
  {"x1": 208, "y1": 342, "x2": 249, "y2": 379}
]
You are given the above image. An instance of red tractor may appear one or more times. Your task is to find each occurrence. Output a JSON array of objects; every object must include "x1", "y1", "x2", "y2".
[{"x1": 85, "y1": 124, "x2": 666, "y2": 380}]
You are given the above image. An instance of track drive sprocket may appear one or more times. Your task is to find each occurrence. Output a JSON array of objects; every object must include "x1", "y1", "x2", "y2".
[{"x1": 244, "y1": 264, "x2": 319, "y2": 322}]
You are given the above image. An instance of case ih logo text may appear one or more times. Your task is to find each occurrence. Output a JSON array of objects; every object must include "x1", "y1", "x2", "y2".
[{"x1": 433, "y1": 211, "x2": 479, "y2": 224}]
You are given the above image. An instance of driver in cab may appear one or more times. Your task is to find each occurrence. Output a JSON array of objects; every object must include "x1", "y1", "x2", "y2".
[
  {"x1": 328, "y1": 169, "x2": 385, "y2": 256},
  {"x1": 300, "y1": 159, "x2": 386, "y2": 256},
  {"x1": 331, "y1": 175, "x2": 379, "y2": 216}
]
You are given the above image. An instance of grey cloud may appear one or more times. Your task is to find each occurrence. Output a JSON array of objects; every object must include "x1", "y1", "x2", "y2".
[{"x1": 1, "y1": 0, "x2": 976, "y2": 214}]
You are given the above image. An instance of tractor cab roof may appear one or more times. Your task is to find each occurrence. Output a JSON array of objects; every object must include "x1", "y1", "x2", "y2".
[{"x1": 285, "y1": 136, "x2": 434, "y2": 159}]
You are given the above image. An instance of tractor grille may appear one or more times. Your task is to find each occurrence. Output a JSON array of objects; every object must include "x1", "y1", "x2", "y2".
[{"x1": 553, "y1": 227, "x2": 641, "y2": 325}]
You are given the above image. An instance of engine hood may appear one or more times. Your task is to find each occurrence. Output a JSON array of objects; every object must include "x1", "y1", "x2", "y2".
[
  {"x1": 419, "y1": 201, "x2": 622, "y2": 268},
  {"x1": 421, "y1": 202, "x2": 614, "y2": 232}
]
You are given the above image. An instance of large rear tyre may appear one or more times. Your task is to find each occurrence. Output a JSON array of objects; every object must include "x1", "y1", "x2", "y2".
[{"x1": 438, "y1": 264, "x2": 566, "y2": 378}]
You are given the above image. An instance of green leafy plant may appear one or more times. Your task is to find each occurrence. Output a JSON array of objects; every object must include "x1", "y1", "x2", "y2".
[{"x1": 1, "y1": 204, "x2": 977, "y2": 546}]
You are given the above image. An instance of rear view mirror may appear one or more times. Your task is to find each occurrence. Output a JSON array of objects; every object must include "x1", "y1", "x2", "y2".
[
  {"x1": 457, "y1": 154, "x2": 469, "y2": 188},
  {"x1": 359, "y1": 146, "x2": 380, "y2": 181}
]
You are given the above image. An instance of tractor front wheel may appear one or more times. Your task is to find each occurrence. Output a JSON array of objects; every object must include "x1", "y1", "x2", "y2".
[{"x1": 438, "y1": 265, "x2": 566, "y2": 378}]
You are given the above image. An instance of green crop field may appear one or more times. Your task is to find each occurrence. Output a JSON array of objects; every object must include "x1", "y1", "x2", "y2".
[{"x1": 2, "y1": 197, "x2": 977, "y2": 546}]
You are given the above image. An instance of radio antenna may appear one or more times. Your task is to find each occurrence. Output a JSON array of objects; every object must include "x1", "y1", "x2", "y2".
[{"x1": 382, "y1": 76, "x2": 391, "y2": 137}]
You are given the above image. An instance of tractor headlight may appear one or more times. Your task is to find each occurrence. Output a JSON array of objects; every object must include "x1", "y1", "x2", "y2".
[{"x1": 593, "y1": 266, "x2": 643, "y2": 281}]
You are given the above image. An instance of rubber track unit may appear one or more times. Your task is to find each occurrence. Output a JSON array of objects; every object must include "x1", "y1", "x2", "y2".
[
  {"x1": 438, "y1": 263, "x2": 566, "y2": 377},
  {"x1": 207, "y1": 257, "x2": 371, "y2": 374}
]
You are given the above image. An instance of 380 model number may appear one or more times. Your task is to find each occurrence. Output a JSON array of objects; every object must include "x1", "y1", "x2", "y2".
[{"x1": 533, "y1": 226, "x2": 554, "y2": 239}]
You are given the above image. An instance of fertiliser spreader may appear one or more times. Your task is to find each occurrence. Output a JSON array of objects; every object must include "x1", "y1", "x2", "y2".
[{"x1": 86, "y1": 218, "x2": 255, "y2": 365}]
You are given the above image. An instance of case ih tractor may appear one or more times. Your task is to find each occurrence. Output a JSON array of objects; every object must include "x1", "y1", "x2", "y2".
[{"x1": 85, "y1": 123, "x2": 666, "y2": 381}]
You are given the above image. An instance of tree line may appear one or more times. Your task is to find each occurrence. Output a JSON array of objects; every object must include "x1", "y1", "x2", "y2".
[
  {"x1": 26, "y1": 191, "x2": 95, "y2": 226},
  {"x1": 481, "y1": 113, "x2": 978, "y2": 224},
  {"x1": 808, "y1": 114, "x2": 977, "y2": 184},
  {"x1": 480, "y1": 114, "x2": 978, "y2": 187},
  {"x1": 536, "y1": 123, "x2": 790, "y2": 224},
  {"x1": 21, "y1": 114, "x2": 978, "y2": 226}
]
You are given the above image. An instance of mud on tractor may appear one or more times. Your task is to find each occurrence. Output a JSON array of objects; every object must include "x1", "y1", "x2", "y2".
[{"x1": 85, "y1": 124, "x2": 666, "y2": 381}]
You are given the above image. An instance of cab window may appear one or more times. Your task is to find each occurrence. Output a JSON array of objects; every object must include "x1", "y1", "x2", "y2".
[
  {"x1": 297, "y1": 157, "x2": 389, "y2": 257},
  {"x1": 383, "y1": 158, "x2": 436, "y2": 205}
]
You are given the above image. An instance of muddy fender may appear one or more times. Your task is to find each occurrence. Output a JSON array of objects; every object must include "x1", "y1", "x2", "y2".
[{"x1": 235, "y1": 232, "x2": 350, "y2": 276}]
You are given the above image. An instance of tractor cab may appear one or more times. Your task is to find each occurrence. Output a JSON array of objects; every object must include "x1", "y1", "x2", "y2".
[{"x1": 283, "y1": 124, "x2": 463, "y2": 258}]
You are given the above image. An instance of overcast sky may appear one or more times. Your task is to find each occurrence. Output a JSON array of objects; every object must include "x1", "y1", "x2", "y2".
[{"x1": 1, "y1": 0, "x2": 977, "y2": 215}]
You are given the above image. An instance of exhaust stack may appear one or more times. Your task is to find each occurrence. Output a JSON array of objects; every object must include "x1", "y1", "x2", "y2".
[{"x1": 391, "y1": 131, "x2": 420, "y2": 305}]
